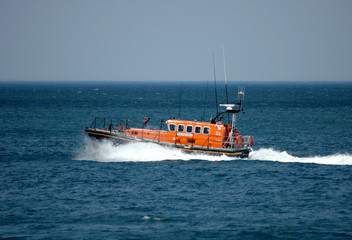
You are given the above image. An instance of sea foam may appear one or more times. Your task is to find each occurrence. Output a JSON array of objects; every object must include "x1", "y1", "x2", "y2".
[
  {"x1": 76, "y1": 138, "x2": 352, "y2": 165},
  {"x1": 248, "y1": 148, "x2": 352, "y2": 165},
  {"x1": 75, "y1": 138, "x2": 232, "y2": 162}
]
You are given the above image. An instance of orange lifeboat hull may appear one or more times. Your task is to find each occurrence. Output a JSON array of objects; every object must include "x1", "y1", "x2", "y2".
[{"x1": 85, "y1": 119, "x2": 252, "y2": 158}]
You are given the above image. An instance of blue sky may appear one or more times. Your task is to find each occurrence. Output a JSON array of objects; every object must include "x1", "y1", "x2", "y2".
[{"x1": 0, "y1": 0, "x2": 351, "y2": 82}]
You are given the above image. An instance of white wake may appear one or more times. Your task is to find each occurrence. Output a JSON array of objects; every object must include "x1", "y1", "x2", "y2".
[
  {"x1": 75, "y1": 138, "x2": 233, "y2": 162},
  {"x1": 248, "y1": 148, "x2": 352, "y2": 165},
  {"x1": 75, "y1": 139, "x2": 352, "y2": 165}
]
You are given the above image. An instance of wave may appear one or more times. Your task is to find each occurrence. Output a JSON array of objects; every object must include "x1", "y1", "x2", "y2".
[{"x1": 75, "y1": 139, "x2": 352, "y2": 165}]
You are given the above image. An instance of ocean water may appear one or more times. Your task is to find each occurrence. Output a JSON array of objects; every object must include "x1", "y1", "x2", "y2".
[{"x1": 1, "y1": 81, "x2": 352, "y2": 239}]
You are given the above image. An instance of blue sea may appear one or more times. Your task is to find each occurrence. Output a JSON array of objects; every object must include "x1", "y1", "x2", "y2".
[{"x1": 1, "y1": 81, "x2": 352, "y2": 239}]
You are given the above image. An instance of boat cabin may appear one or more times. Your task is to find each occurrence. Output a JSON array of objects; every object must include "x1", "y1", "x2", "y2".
[{"x1": 124, "y1": 118, "x2": 239, "y2": 149}]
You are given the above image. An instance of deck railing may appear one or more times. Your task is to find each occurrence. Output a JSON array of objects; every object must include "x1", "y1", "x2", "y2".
[
  {"x1": 222, "y1": 135, "x2": 252, "y2": 149},
  {"x1": 89, "y1": 117, "x2": 142, "y2": 132}
]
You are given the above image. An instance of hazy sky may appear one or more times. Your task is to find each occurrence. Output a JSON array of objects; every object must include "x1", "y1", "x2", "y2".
[{"x1": 1, "y1": 0, "x2": 351, "y2": 82}]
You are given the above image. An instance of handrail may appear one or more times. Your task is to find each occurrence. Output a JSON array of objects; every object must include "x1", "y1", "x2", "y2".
[
  {"x1": 222, "y1": 135, "x2": 251, "y2": 149},
  {"x1": 89, "y1": 117, "x2": 167, "y2": 132}
]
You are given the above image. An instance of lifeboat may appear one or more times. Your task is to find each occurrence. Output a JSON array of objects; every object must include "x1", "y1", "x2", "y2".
[{"x1": 85, "y1": 90, "x2": 253, "y2": 158}]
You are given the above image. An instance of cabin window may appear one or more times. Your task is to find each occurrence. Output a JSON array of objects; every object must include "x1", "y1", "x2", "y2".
[
  {"x1": 203, "y1": 127, "x2": 210, "y2": 135},
  {"x1": 178, "y1": 124, "x2": 185, "y2": 132},
  {"x1": 186, "y1": 125, "x2": 193, "y2": 133},
  {"x1": 195, "y1": 126, "x2": 201, "y2": 134},
  {"x1": 169, "y1": 124, "x2": 176, "y2": 132}
]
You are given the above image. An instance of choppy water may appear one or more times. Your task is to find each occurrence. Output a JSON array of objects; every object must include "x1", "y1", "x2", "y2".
[{"x1": 1, "y1": 81, "x2": 352, "y2": 239}]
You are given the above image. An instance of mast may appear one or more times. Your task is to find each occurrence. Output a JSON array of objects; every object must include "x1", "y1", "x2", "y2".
[
  {"x1": 219, "y1": 87, "x2": 245, "y2": 147},
  {"x1": 234, "y1": 87, "x2": 245, "y2": 129}
]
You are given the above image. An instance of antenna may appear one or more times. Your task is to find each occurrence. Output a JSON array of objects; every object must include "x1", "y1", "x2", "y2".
[
  {"x1": 223, "y1": 46, "x2": 230, "y2": 123},
  {"x1": 213, "y1": 53, "x2": 219, "y2": 115},
  {"x1": 223, "y1": 46, "x2": 229, "y2": 105}
]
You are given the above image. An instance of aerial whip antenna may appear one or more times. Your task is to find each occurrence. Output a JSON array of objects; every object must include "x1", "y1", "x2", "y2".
[
  {"x1": 223, "y1": 46, "x2": 229, "y2": 105},
  {"x1": 213, "y1": 52, "x2": 219, "y2": 116},
  {"x1": 223, "y1": 46, "x2": 230, "y2": 123}
]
